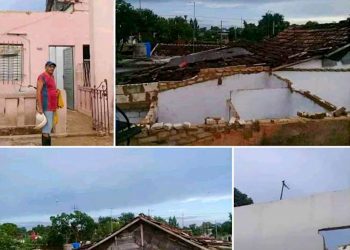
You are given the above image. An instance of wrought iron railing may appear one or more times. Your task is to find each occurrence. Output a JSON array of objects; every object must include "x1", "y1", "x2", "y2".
[{"x1": 91, "y1": 79, "x2": 110, "y2": 134}]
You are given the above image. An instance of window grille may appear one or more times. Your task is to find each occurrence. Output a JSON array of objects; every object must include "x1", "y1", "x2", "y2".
[{"x1": 0, "y1": 44, "x2": 23, "y2": 83}]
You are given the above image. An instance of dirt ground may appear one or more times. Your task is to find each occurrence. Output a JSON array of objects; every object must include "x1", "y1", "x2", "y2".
[{"x1": 53, "y1": 135, "x2": 113, "y2": 146}]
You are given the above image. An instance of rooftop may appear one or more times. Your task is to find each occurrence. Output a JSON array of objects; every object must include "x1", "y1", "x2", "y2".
[
  {"x1": 119, "y1": 19, "x2": 350, "y2": 84},
  {"x1": 88, "y1": 214, "x2": 232, "y2": 249}
]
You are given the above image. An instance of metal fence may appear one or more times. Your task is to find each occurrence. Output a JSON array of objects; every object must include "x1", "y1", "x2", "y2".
[
  {"x1": 91, "y1": 79, "x2": 110, "y2": 134},
  {"x1": 0, "y1": 42, "x2": 24, "y2": 84}
]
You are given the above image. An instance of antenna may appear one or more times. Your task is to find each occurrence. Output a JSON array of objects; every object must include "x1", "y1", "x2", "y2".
[{"x1": 280, "y1": 180, "x2": 290, "y2": 200}]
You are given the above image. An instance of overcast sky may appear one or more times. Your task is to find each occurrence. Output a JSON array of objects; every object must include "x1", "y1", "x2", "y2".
[
  {"x1": 0, "y1": 0, "x2": 44, "y2": 11},
  {"x1": 235, "y1": 148, "x2": 350, "y2": 203},
  {"x1": 0, "y1": 148, "x2": 232, "y2": 229},
  {"x1": 235, "y1": 148, "x2": 350, "y2": 250},
  {"x1": 126, "y1": 0, "x2": 349, "y2": 27}
]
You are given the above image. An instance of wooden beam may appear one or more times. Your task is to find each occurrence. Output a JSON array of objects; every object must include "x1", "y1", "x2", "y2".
[{"x1": 141, "y1": 223, "x2": 144, "y2": 247}]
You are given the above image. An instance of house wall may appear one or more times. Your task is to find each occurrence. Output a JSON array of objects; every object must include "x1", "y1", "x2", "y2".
[
  {"x1": 290, "y1": 59, "x2": 350, "y2": 69},
  {"x1": 0, "y1": 11, "x2": 89, "y2": 100},
  {"x1": 157, "y1": 73, "x2": 285, "y2": 124},
  {"x1": 0, "y1": 11, "x2": 88, "y2": 130},
  {"x1": 94, "y1": 223, "x2": 203, "y2": 250},
  {"x1": 276, "y1": 71, "x2": 350, "y2": 109},
  {"x1": 89, "y1": 0, "x2": 114, "y2": 127},
  {"x1": 234, "y1": 189, "x2": 350, "y2": 250}
]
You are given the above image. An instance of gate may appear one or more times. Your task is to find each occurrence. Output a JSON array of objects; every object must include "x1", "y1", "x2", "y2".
[{"x1": 91, "y1": 79, "x2": 110, "y2": 134}]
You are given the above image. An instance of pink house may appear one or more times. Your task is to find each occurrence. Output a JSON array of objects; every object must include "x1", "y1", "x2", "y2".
[{"x1": 0, "y1": 0, "x2": 114, "y2": 135}]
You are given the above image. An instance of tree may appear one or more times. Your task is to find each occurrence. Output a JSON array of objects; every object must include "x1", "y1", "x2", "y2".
[
  {"x1": 168, "y1": 216, "x2": 179, "y2": 227},
  {"x1": 48, "y1": 211, "x2": 96, "y2": 247},
  {"x1": 258, "y1": 12, "x2": 289, "y2": 38},
  {"x1": 304, "y1": 21, "x2": 319, "y2": 28},
  {"x1": 234, "y1": 188, "x2": 254, "y2": 207},
  {"x1": 0, "y1": 223, "x2": 22, "y2": 238},
  {"x1": 189, "y1": 224, "x2": 201, "y2": 236},
  {"x1": 118, "y1": 213, "x2": 135, "y2": 226},
  {"x1": 94, "y1": 217, "x2": 123, "y2": 241},
  {"x1": 69, "y1": 211, "x2": 96, "y2": 242},
  {"x1": 153, "y1": 216, "x2": 167, "y2": 224}
]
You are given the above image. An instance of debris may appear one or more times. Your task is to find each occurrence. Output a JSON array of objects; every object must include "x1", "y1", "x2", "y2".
[
  {"x1": 151, "y1": 122, "x2": 164, "y2": 130},
  {"x1": 333, "y1": 107, "x2": 347, "y2": 117}
]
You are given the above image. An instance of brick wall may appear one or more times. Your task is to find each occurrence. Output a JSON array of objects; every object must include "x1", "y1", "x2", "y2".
[{"x1": 130, "y1": 116, "x2": 350, "y2": 146}]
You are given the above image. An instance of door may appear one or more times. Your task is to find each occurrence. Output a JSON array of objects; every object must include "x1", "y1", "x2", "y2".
[{"x1": 63, "y1": 47, "x2": 74, "y2": 110}]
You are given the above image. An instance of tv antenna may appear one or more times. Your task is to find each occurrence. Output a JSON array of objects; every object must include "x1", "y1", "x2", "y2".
[{"x1": 280, "y1": 180, "x2": 290, "y2": 200}]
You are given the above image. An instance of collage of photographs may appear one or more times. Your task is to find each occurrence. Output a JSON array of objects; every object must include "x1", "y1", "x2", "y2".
[{"x1": 0, "y1": 0, "x2": 349, "y2": 249}]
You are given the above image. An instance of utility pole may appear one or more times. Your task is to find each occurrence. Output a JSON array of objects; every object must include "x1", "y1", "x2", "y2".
[
  {"x1": 280, "y1": 180, "x2": 290, "y2": 200},
  {"x1": 193, "y1": 0, "x2": 196, "y2": 53},
  {"x1": 220, "y1": 20, "x2": 223, "y2": 48},
  {"x1": 215, "y1": 221, "x2": 218, "y2": 239},
  {"x1": 273, "y1": 20, "x2": 275, "y2": 36},
  {"x1": 139, "y1": 0, "x2": 141, "y2": 10}
]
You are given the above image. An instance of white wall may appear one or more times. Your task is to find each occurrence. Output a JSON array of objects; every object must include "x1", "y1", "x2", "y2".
[
  {"x1": 276, "y1": 71, "x2": 350, "y2": 109},
  {"x1": 235, "y1": 189, "x2": 350, "y2": 250},
  {"x1": 158, "y1": 73, "x2": 285, "y2": 124},
  {"x1": 49, "y1": 47, "x2": 66, "y2": 90},
  {"x1": 158, "y1": 73, "x2": 325, "y2": 123},
  {"x1": 291, "y1": 59, "x2": 350, "y2": 69}
]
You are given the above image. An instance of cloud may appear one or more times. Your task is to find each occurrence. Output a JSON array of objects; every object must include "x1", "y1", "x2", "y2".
[
  {"x1": 181, "y1": 195, "x2": 232, "y2": 203},
  {"x1": 0, "y1": 148, "x2": 232, "y2": 225}
]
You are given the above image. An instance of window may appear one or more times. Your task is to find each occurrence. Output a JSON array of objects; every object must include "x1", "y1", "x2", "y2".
[
  {"x1": 83, "y1": 45, "x2": 90, "y2": 87},
  {"x1": 0, "y1": 44, "x2": 23, "y2": 82}
]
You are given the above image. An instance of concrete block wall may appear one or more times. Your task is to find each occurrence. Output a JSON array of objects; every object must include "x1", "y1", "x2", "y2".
[
  {"x1": 0, "y1": 90, "x2": 67, "y2": 135},
  {"x1": 0, "y1": 92, "x2": 36, "y2": 127},
  {"x1": 131, "y1": 116, "x2": 350, "y2": 146}
]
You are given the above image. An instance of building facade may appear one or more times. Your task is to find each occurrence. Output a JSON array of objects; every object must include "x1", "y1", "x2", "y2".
[{"x1": 0, "y1": 0, "x2": 113, "y2": 134}]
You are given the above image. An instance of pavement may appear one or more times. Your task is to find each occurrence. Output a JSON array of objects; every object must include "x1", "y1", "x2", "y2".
[{"x1": 0, "y1": 110, "x2": 113, "y2": 146}]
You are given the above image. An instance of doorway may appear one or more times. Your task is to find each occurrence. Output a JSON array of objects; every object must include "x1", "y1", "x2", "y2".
[{"x1": 49, "y1": 46, "x2": 75, "y2": 110}]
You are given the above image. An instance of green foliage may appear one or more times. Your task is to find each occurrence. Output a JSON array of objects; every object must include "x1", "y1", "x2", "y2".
[
  {"x1": 153, "y1": 216, "x2": 167, "y2": 224},
  {"x1": 93, "y1": 217, "x2": 123, "y2": 241},
  {"x1": 234, "y1": 188, "x2": 254, "y2": 207},
  {"x1": 48, "y1": 211, "x2": 96, "y2": 247},
  {"x1": 168, "y1": 216, "x2": 179, "y2": 227},
  {"x1": 118, "y1": 212, "x2": 135, "y2": 225},
  {"x1": 117, "y1": 0, "x2": 291, "y2": 47},
  {"x1": 188, "y1": 224, "x2": 202, "y2": 236}
]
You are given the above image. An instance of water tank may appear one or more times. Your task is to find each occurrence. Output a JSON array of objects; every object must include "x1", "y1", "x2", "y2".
[{"x1": 145, "y1": 42, "x2": 151, "y2": 58}]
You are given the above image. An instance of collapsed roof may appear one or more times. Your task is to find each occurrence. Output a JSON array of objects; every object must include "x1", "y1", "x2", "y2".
[
  {"x1": 88, "y1": 214, "x2": 232, "y2": 250},
  {"x1": 119, "y1": 19, "x2": 350, "y2": 84}
]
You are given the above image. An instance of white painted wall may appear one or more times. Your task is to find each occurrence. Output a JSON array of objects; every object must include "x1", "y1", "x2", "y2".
[
  {"x1": 276, "y1": 71, "x2": 350, "y2": 109},
  {"x1": 235, "y1": 189, "x2": 350, "y2": 250},
  {"x1": 49, "y1": 46, "x2": 66, "y2": 90},
  {"x1": 158, "y1": 73, "x2": 286, "y2": 123},
  {"x1": 158, "y1": 73, "x2": 325, "y2": 123},
  {"x1": 290, "y1": 59, "x2": 350, "y2": 69}
]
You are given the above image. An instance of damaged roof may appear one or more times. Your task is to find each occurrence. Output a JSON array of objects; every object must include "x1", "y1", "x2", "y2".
[
  {"x1": 119, "y1": 19, "x2": 350, "y2": 84},
  {"x1": 87, "y1": 214, "x2": 232, "y2": 250}
]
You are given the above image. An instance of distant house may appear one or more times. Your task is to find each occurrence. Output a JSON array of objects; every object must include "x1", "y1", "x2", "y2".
[{"x1": 86, "y1": 214, "x2": 232, "y2": 250}]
